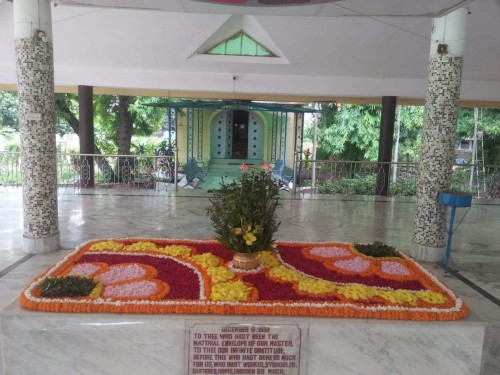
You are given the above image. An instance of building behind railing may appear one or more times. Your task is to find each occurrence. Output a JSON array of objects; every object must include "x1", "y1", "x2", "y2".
[{"x1": 1, "y1": 152, "x2": 499, "y2": 199}]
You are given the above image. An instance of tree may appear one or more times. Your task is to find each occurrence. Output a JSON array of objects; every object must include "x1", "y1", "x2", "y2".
[
  {"x1": 55, "y1": 93, "x2": 167, "y2": 181},
  {"x1": 395, "y1": 106, "x2": 424, "y2": 161},
  {"x1": 93, "y1": 95, "x2": 165, "y2": 155},
  {"x1": 0, "y1": 91, "x2": 19, "y2": 128},
  {"x1": 304, "y1": 103, "x2": 423, "y2": 162},
  {"x1": 55, "y1": 93, "x2": 80, "y2": 136},
  {"x1": 456, "y1": 108, "x2": 500, "y2": 164}
]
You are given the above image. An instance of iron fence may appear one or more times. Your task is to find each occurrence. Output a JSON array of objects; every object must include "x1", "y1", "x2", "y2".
[
  {"x1": 295, "y1": 159, "x2": 500, "y2": 199},
  {"x1": 1, "y1": 152, "x2": 499, "y2": 199},
  {"x1": 0, "y1": 151, "x2": 178, "y2": 192}
]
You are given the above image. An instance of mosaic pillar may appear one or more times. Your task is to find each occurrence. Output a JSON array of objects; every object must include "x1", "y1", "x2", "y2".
[
  {"x1": 14, "y1": 0, "x2": 60, "y2": 253},
  {"x1": 411, "y1": 8, "x2": 468, "y2": 262}
]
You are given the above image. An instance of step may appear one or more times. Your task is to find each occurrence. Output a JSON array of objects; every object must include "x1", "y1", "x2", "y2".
[
  {"x1": 1, "y1": 299, "x2": 485, "y2": 375},
  {"x1": 208, "y1": 159, "x2": 264, "y2": 166}
]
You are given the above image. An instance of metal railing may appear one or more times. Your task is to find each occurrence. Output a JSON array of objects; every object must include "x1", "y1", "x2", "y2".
[
  {"x1": 0, "y1": 151, "x2": 21, "y2": 187},
  {"x1": 294, "y1": 159, "x2": 500, "y2": 199},
  {"x1": 1, "y1": 151, "x2": 499, "y2": 199},
  {"x1": 0, "y1": 151, "x2": 178, "y2": 192}
]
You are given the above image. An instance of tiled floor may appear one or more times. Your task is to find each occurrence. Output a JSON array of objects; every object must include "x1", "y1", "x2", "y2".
[{"x1": 0, "y1": 188, "x2": 499, "y2": 374}]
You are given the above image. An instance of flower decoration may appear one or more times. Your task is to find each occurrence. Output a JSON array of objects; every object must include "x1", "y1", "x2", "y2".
[
  {"x1": 207, "y1": 163, "x2": 282, "y2": 254},
  {"x1": 262, "y1": 162, "x2": 271, "y2": 171},
  {"x1": 19, "y1": 238, "x2": 468, "y2": 321},
  {"x1": 240, "y1": 163, "x2": 250, "y2": 172},
  {"x1": 210, "y1": 280, "x2": 254, "y2": 302}
]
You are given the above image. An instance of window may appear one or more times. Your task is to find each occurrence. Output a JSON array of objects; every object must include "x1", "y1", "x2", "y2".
[{"x1": 203, "y1": 31, "x2": 277, "y2": 57}]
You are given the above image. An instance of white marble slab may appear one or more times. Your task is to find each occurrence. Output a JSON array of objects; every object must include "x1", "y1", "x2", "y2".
[{"x1": 1, "y1": 300, "x2": 485, "y2": 375}]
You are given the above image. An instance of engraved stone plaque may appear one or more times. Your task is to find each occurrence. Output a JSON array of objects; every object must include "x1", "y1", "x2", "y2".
[{"x1": 186, "y1": 322, "x2": 307, "y2": 375}]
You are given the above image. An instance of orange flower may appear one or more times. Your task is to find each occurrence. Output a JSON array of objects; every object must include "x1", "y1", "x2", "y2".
[
  {"x1": 261, "y1": 162, "x2": 271, "y2": 171},
  {"x1": 240, "y1": 163, "x2": 250, "y2": 172}
]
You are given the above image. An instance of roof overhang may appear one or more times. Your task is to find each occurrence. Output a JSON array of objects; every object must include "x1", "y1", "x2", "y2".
[{"x1": 1, "y1": 0, "x2": 499, "y2": 107}]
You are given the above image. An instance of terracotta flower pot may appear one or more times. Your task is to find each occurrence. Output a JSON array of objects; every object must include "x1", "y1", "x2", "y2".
[{"x1": 232, "y1": 252, "x2": 260, "y2": 270}]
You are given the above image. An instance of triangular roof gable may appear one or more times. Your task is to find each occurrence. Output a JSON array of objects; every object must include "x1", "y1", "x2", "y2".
[
  {"x1": 188, "y1": 15, "x2": 289, "y2": 64},
  {"x1": 203, "y1": 30, "x2": 277, "y2": 57}
]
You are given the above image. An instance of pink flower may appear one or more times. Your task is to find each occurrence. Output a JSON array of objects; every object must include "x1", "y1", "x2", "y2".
[
  {"x1": 261, "y1": 162, "x2": 271, "y2": 171},
  {"x1": 240, "y1": 163, "x2": 250, "y2": 172},
  {"x1": 98, "y1": 264, "x2": 147, "y2": 285},
  {"x1": 67, "y1": 263, "x2": 104, "y2": 277},
  {"x1": 334, "y1": 257, "x2": 370, "y2": 273},
  {"x1": 310, "y1": 246, "x2": 351, "y2": 258},
  {"x1": 103, "y1": 280, "x2": 159, "y2": 298},
  {"x1": 381, "y1": 261, "x2": 410, "y2": 276}
]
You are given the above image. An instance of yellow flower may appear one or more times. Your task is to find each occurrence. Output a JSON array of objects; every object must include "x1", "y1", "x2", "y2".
[
  {"x1": 210, "y1": 280, "x2": 252, "y2": 301},
  {"x1": 269, "y1": 265, "x2": 303, "y2": 282},
  {"x1": 123, "y1": 241, "x2": 158, "y2": 251},
  {"x1": 243, "y1": 232, "x2": 257, "y2": 245},
  {"x1": 415, "y1": 291, "x2": 447, "y2": 304},
  {"x1": 207, "y1": 266, "x2": 235, "y2": 284},
  {"x1": 233, "y1": 227, "x2": 242, "y2": 235},
  {"x1": 298, "y1": 278, "x2": 336, "y2": 294},
  {"x1": 192, "y1": 253, "x2": 220, "y2": 268},
  {"x1": 258, "y1": 252, "x2": 280, "y2": 267},
  {"x1": 89, "y1": 279, "x2": 104, "y2": 298},
  {"x1": 157, "y1": 245, "x2": 192, "y2": 257},
  {"x1": 89, "y1": 241, "x2": 123, "y2": 252},
  {"x1": 376, "y1": 289, "x2": 418, "y2": 305},
  {"x1": 337, "y1": 285, "x2": 375, "y2": 301}
]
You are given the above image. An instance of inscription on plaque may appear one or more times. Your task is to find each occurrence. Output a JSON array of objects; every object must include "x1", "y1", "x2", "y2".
[
  {"x1": 26, "y1": 113, "x2": 42, "y2": 121},
  {"x1": 187, "y1": 323, "x2": 304, "y2": 375}
]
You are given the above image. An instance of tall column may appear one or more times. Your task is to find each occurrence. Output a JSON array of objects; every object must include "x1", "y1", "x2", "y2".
[
  {"x1": 78, "y1": 85, "x2": 95, "y2": 188},
  {"x1": 411, "y1": 8, "x2": 468, "y2": 262},
  {"x1": 14, "y1": 0, "x2": 60, "y2": 253},
  {"x1": 376, "y1": 96, "x2": 397, "y2": 196}
]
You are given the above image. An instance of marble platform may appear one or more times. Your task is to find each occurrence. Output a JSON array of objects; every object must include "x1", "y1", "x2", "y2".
[
  {"x1": 0, "y1": 299, "x2": 486, "y2": 375},
  {"x1": 1, "y1": 190, "x2": 499, "y2": 374}
]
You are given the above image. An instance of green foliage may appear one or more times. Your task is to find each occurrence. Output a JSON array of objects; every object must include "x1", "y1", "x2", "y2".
[
  {"x1": 0, "y1": 91, "x2": 18, "y2": 128},
  {"x1": 131, "y1": 137, "x2": 167, "y2": 155},
  {"x1": 4, "y1": 143, "x2": 20, "y2": 152},
  {"x1": 396, "y1": 105, "x2": 424, "y2": 161},
  {"x1": 304, "y1": 103, "x2": 423, "y2": 162},
  {"x1": 40, "y1": 276, "x2": 97, "y2": 297},
  {"x1": 155, "y1": 140, "x2": 176, "y2": 182},
  {"x1": 317, "y1": 174, "x2": 376, "y2": 195},
  {"x1": 54, "y1": 93, "x2": 77, "y2": 136},
  {"x1": 0, "y1": 151, "x2": 21, "y2": 184},
  {"x1": 390, "y1": 178, "x2": 417, "y2": 197},
  {"x1": 93, "y1": 95, "x2": 165, "y2": 155},
  {"x1": 354, "y1": 242, "x2": 401, "y2": 258},
  {"x1": 314, "y1": 173, "x2": 417, "y2": 197},
  {"x1": 0, "y1": 126, "x2": 19, "y2": 148},
  {"x1": 207, "y1": 168, "x2": 281, "y2": 253},
  {"x1": 449, "y1": 169, "x2": 475, "y2": 194},
  {"x1": 456, "y1": 108, "x2": 500, "y2": 164},
  {"x1": 484, "y1": 174, "x2": 500, "y2": 199},
  {"x1": 336, "y1": 104, "x2": 381, "y2": 160}
]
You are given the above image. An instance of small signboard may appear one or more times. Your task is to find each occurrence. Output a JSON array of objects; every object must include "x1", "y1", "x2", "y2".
[{"x1": 186, "y1": 322, "x2": 307, "y2": 375}]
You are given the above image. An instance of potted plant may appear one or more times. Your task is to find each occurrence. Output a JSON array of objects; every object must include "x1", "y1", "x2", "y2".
[{"x1": 207, "y1": 163, "x2": 282, "y2": 269}]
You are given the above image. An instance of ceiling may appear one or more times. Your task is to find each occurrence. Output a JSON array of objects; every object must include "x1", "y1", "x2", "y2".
[
  {"x1": 54, "y1": 0, "x2": 472, "y2": 17},
  {"x1": 0, "y1": 0, "x2": 499, "y2": 106}
]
